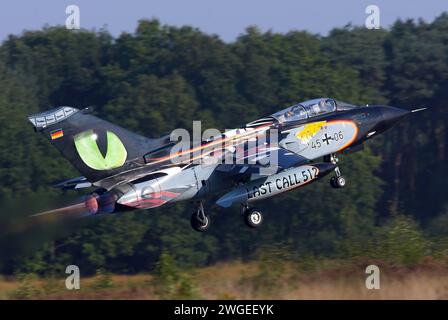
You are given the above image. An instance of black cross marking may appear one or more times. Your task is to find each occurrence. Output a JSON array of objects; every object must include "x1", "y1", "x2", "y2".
[{"x1": 322, "y1": 133, "x2": 333, "y2": 145}]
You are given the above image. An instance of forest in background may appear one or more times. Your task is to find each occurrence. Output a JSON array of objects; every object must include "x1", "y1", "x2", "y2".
[{"x1": 1, "y1": 14, "x2": 448, "y2": 276}]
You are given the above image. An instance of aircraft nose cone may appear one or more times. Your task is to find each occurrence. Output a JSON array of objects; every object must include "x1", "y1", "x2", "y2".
[{"x1": 379, "y1": 106, "x2": 411, "y2": 131}]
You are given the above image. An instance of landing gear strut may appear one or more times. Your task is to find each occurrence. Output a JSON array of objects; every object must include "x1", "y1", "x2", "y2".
[
  {"x1": 325, "y1": 153, "x2": 346, "y2": 189},
  {"x1": 241, "y1": 204, "x2": 264, "y2": 228},
  {"x1": 190, "y1": 201, "x2": 210, "y2": 232}
]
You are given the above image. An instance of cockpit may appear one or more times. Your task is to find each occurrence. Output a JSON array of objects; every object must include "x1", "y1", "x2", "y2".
[{"x1": 270, "y1": 98, "x2": 358, "y2": 123}]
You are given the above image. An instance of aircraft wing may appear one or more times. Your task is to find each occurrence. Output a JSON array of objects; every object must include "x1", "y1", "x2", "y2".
[{"x1": 215, "y1": 146, "x2": 308, "y2": 177}]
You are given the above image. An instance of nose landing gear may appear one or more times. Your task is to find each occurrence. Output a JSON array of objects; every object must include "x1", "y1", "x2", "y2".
[
  {"x1": 330, "y1": 175, "x2": 346, "y2": 188},
  {"x1": 325, "y1": 153, "x2": 346, "y2": 189}
]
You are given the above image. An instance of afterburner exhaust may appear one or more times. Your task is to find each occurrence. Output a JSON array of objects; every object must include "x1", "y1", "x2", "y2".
[{"x1": 30, "y1": 192, "x2": 118, "y2": 222}]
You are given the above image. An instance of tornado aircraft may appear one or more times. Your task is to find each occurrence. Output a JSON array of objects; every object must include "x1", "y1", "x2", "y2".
[{"x1": 28, "y1": 98, "x2": 424, "y2": 231}]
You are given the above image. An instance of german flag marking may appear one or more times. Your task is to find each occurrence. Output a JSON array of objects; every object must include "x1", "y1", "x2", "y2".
[{"x1": 50, "y1": 129, "x2": 64, "y2": 140}]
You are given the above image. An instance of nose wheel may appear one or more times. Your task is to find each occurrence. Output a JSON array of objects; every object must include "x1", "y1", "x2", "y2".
[
  {"x1": 330, "y1": 175, "x2": 346, "y2": 188},
  {"x1": 190, "y1": 202, "x2": 210, "y2": 232},
  {"x1": 326, "y1": 153, "x2": 346, "y2": 189},
  {"x1": 242, "y1": 205, "x2": 264, "y2": 228}
]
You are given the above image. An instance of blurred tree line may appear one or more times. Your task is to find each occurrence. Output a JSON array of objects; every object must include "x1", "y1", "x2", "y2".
[{"x1": 1, "y1": 14, "x2": 448, "y2": 275}]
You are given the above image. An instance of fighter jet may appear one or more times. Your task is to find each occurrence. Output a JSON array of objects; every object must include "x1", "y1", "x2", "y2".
[{"x1": 28, "y1": 98, "x2": 424, "y2": 231}]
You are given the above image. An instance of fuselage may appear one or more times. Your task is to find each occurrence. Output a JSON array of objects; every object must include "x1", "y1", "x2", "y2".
[{"x1": 106, "y1": 99, "x2": 410, "y2": 213}]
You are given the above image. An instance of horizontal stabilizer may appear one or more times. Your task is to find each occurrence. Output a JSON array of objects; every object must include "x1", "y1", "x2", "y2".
[{"x1": 53, "y1": 176, "x2": 92, "y2": 189}]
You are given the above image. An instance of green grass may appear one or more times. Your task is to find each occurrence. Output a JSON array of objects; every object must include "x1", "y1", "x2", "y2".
[{"x1": 2, "y1": 257, "x2": 448, "y2": 300}]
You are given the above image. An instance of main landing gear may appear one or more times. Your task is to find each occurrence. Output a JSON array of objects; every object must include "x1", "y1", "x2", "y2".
[
  {"x1": 190, "y1": 201, "x2": 210, "y2": 232},
  {"x1": 325, "y1": 153, "x2": 346, "y2": 189},
  {"x1": 190, "y1": 201, "x2": 264, "y2": 232},
  {"x1": 190, "y1": 202, "x2": 264, "y2": 232},
  {"x1": 241, "y1": 205, "x2": 264, "y2": 228}
]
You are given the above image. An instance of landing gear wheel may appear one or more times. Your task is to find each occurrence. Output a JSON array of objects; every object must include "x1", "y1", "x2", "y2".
[
  {"x1": 244, "y1": 208, "x2": 264, "y2": 228},
  {"x1": 191, "y1": 212, "x2": 210, "y2": 232},
  {"x1": 330, "y1": 176, "x2": 337, "y2": 188},
  {"x1": 336, "y1": 176, "x2": 346, "y2": 188},
  {"x1": 330, "y1": 176, "x2": 346, "y2": 188},
  {"x1": 190, "y1": 202, "x2": 210, "y2": 232}
]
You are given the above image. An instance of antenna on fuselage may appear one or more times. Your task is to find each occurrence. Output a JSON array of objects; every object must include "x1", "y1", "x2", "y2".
[{"x1": 411, "y1": 107, "x2": 427, "y2": 113}]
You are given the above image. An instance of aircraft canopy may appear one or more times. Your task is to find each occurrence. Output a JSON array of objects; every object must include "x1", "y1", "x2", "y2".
[{"x1": 270, "y1": 98, "x2": 357, "y2": 123}]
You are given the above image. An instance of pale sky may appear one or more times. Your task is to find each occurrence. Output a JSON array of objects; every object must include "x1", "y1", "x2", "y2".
[{"x1": 1, "y1": 0, "x2": 447, "y2": 42}]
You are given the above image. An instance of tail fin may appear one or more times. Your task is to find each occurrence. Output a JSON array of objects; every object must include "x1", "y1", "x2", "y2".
[{"x1": 28, "y1": 106, "x2": 166, "y2": 183}]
